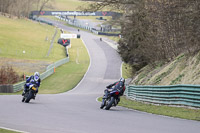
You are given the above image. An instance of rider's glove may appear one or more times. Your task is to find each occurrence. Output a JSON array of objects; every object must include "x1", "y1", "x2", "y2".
[{"x1": 25, "y1": 83, "x2": 29, "y2": 87}]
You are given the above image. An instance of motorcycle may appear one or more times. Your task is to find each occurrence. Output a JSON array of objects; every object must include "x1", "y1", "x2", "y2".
[
  {"x1": 22, "y1": 84, "x2": 37, "y2": 103},
  {"x1": 100, "y1": 88, "x2": 120, "y2": 110}
]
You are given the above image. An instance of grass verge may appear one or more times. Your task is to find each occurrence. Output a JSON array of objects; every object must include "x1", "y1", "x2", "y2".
[
  {"x1": 35, "y1": 38, "x2": 90, "y2": 94},
  {"x1": 98, "y1": 96, "x2": 200, "y2": 121},
  {"x1": 0, "y1": 128, "x2": 19, "y2": 133}
]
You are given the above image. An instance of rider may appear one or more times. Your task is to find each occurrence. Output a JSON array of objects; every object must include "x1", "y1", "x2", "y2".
[
  {"x1": 105, "y1": 77, "x2": 126, "y2": 103},
  {"x1": 22, "y1": 72, "x2": 41, "y2": 98}
]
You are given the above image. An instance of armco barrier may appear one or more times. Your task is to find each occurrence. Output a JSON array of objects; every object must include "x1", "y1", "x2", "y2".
[
  {"x1": 97, "y1": 32, "x2": 120, "y2": 36},
  {"x1": 13, "y1": 81, "x2": 25, "y2": 92},
  {"x1": 32, "y1": 17, "x2": 54, "y2": 26},
  {"x1": 12, "y1": 57, "x2": 69, "y2": 93},
  {"x1": 125, "y1": 84, "x2": 200, "y2": 108},
  {"x1": 55, "y1": 16, "x2": 120, "y2": 36}
]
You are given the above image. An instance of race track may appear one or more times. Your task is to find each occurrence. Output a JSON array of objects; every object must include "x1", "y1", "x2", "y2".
[{"x1": 0, "y1": 18, "x2": 199, "y2": 133}]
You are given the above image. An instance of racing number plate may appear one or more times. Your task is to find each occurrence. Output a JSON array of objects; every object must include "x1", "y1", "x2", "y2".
[{"x1": 32, "y1": 86, "x2": 37, "y2": 91}]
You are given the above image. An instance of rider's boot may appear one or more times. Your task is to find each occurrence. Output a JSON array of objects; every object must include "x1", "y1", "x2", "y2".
[{"x1": 22, "y1": 90, "x2": 25, "y2": 96}]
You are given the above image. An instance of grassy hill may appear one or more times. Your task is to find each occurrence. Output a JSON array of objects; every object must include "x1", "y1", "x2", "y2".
[
  {"x1": 120, "y1": 52, "x2": 200, "y2": 121},
  {"x1": 0, "y1": 14, "x2": 90, "y2": 94},
  {"x1": 0, "y1": 15, "x2": 66, "y2": 75},
  {"x1": 130, "y1": 52, "x2": 200, "y2": 85},
  {"x1": 0, "y1": 16, "x2": 64, "y2": 61},
  {"x1": 48, "y1": 0, "x2": 88, "y2": 11},
  {"x1": 0, "y1": 0, "x2": 90, "y2": 94}
]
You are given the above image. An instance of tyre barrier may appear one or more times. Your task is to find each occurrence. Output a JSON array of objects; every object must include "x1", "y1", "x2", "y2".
[
  {"x1": 125, "y1": 84, "x2": 200, "y2": 108},
  {"x1": 0, "y1": 85, "x2": 13, "y2": 93}
]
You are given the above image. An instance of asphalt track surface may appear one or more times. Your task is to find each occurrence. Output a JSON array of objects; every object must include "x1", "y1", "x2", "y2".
[{"x1": 0, "y1": 18, "x2": 200, "y2": 133}]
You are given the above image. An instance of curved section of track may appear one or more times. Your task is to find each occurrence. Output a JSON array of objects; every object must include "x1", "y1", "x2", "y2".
[{"x1": 0, "y1": 18, "x2": 199, "y2": 133}]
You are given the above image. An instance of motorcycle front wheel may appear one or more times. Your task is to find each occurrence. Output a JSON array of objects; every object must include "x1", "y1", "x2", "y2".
[
  {"x1": 22, "y1": 97, "x2": 25, "y2": 102},
  {"x1": 105, "y1": 97, "x2": 115, "y2": 110},
  {"x1": 25, "y1": 91, "x2": 33, "y2": 103},
  {"x1": 100, "y1": 99, "x2": 106, "y2": 109}
]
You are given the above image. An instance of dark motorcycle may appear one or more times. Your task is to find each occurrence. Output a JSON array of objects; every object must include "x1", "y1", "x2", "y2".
[
  {"x1": 100, "y1": 88, "x2": 120, "y2": 110},
  {"x1": 22, "y1": 84, "x2": 37, "y2": 103}
]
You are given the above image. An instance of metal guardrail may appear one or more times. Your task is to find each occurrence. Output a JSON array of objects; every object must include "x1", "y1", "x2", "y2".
[
  {"x1": 12, "y1": 57, "x2": 69, "y2": 92},
  {"x1": 55, "y1": 16, "x2": 120, "y2": 36},
  {"x1": 13, "y1": 81, "x2": 26, "y2": 92},
  {"x1": 125, "y1": 84, "x2": 200, "y2": 108}
]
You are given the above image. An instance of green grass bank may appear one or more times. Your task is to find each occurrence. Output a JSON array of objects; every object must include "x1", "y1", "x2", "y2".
[
  {"x1": 39, "y1": 39, "x2": 90, "y2": 94},
  {"x1": 98, "y1": 97, "x2": 200, "y2": 121},
  {"x1": 0, "y1": 128, "x2": 19, "y2": 133},
  {"x1": 0, "y1": 16, "x2": 64, "y2": 61}
]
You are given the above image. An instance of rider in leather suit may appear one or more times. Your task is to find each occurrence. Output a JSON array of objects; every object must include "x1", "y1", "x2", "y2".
[
  {"x1": 22, "y1": 72, "x2": 41, "y2": 98},
  {"x1": 105, "y1": 77, "x2": 126, "y2": 104}
]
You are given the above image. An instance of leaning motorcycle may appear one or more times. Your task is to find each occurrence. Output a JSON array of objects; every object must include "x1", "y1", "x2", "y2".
[
  {"x1": 100, "y1": 88, "x2": 120, "y2": 110},
  {"x1": 22, "y1": 84, "x2": 37, "y2": 103}
]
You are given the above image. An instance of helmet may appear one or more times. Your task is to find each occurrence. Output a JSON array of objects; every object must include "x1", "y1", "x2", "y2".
[
  {"x1": 34, "y1": 72, "x2": 40, "y2": 81},
  {"x1": 119, "y1": 77, "x2": 125, "y2": 83}
]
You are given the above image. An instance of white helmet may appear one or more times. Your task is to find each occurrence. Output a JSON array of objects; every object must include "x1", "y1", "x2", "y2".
[{"x1": 34, "y1": 72, "x2": 40, "y2": 81}]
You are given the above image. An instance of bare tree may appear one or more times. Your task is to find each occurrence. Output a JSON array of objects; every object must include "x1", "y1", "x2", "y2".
[
  {"x1": 83, "y1": 0, "x2": 200, "y2": 72},
  {"x1": 36, "y1": 0, "x2": 51, "y2": 17},
  {"x1": 0, "y1": 0, "x2": 52, "y2": 18}
]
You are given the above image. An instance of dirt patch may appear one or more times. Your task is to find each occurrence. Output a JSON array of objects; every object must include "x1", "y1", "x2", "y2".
[{"x1": 0, "y1": 57, "x2": 52, "y2": 75}]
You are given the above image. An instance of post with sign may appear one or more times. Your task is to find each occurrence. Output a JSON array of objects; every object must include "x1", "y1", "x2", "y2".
[
  {"x1": 57, "y1": 38, "x2": 70, "y2": 57},
  {"x1": 57, "y1": 33, "x2": 82, "y2": 57},
  {"x1": 57, "y1": 38, "x2": 71, "y2": 47}
]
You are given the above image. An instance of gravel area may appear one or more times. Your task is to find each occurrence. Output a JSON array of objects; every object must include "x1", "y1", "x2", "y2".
[{"x1": 0, "y1": 57, "x2": 51, "y2": 74}]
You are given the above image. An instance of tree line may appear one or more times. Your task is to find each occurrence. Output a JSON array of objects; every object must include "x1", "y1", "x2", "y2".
[
  {"x1": 0, "y1": 0, "x2": 52, "y2": 18},
  {"x1": 83, "y1": 0, "x2": 200, "y2": 72}
]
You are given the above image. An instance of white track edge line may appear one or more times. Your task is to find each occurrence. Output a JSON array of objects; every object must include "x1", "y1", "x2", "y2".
[
  {"x1": 121, "y1": 62, "x2": 123, "y2": 77},
  {"x1": 68, "y1": 38, "x2": 91, "y2": 92}
]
